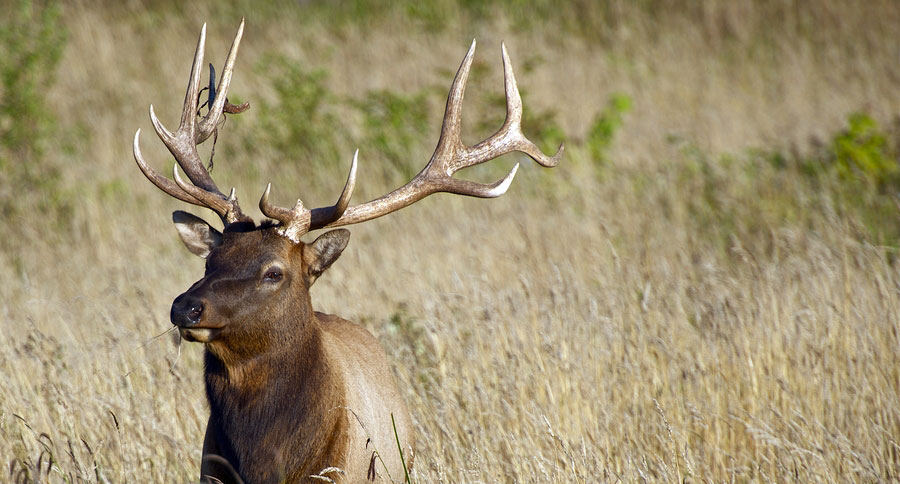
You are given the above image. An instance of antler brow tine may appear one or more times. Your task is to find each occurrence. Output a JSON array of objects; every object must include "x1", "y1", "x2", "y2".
[{"x1": 263, "y1": 150, "x2": 360, "y2": 240}]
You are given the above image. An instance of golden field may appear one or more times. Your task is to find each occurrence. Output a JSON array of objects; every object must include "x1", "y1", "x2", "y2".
[{"x1": 1, "y1": 1, "x2": 898, "y2": 482}]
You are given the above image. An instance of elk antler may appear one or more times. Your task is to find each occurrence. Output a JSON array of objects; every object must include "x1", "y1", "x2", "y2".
[
  {"x1": 133, "y1": 20, "x2": 251, "y2": 225},
  {"x1": 261, "y1": 40, "x2": 563, "y2": 241},
  {"x1": 260, "y1": 150, "x2": 358, "y2": 243}
]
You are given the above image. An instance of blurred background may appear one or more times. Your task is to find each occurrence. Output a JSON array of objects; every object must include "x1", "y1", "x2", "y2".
[{"x1": 1, "y1": 0, "x2": 898, "y2": 482}]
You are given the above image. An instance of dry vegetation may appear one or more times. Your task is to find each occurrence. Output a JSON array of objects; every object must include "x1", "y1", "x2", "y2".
[{"x1": 1, "y1": 0, "x2": 899, "y2": 482}]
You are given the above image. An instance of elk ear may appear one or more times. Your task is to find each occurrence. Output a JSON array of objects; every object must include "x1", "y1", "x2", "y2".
[
  {"x1": 304, "y1": 229, "x2": 350, "y2": 285},
  {"x1": 172, "y1": 211, "x2": 222, "y2": 258}
]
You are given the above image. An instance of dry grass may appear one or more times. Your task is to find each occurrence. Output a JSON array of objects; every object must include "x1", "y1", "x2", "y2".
[{"x1": 1, "y1": 1, "x2": 899, "y2": 482}]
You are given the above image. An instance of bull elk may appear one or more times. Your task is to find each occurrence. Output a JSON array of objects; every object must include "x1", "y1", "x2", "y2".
[{"x1": 132, "y1": 20, "x2": 562, "y2": 484}]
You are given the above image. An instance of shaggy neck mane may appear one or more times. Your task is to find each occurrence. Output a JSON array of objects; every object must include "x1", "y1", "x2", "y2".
[{"x1": 203, "y1": 319, "x2": 350, "y2": 483}]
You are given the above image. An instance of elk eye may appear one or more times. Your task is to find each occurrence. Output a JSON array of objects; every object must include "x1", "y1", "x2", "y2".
[{"x1": 263, "y1": 268, "x2": 283, "y2": 283}]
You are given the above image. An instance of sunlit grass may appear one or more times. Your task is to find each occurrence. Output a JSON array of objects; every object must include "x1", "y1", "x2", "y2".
[{"x1": 1, "y1": 1, "x2": 898, "y2": 482}]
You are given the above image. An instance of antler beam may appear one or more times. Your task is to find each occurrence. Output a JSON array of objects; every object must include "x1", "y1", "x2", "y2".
[{"x1": 132, "y1": 20, "x2": 251, "y2": 225}]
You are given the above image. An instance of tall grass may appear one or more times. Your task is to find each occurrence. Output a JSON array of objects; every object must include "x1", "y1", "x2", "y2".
[{"x1": 1, "y1": 0, "x2": 898, "y2": 482}]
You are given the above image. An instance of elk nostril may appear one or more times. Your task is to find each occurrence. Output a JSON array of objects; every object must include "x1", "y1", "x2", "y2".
[
  {"x1": 170, "y1": 297, "x2": 205, "y2": 327},
  {"x1": 187, "y1": 305, "x2": 203, "y2": 323}
]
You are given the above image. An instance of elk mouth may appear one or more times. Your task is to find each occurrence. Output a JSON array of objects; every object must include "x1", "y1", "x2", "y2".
[{"x1": 179, "y1": 326, "x2": 222, "y2": 343}]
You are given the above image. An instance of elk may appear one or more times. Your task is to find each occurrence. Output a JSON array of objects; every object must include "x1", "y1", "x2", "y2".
[{"x1": 132, "y1": 20, "x2": 561, "y2": 484}]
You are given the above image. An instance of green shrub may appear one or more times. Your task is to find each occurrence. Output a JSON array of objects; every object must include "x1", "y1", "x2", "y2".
[
  {"x1": 0, "y1": 0, "x2": 68, "y2": 224},
  {"x1": 586, "y1": 93, "x2": 631, "y2": 166},
  {"x1": 254, "y1": 55, "x2": 343, "y2": 170},
  {"x1": 354, "y1": 90, "x2": 430, "y2": 181},
  {"x1": 670, "y1": 112, "x2": 900, "y2": 251},
  {"x1": 830, "y1": 112, "x2": 897, "y2": 188},
  {"x1": 822, "y1": 113, "x2": 900, "y2": 244}
]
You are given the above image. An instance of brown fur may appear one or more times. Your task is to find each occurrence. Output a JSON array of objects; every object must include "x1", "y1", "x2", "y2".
[{"x1": 171, "y1": 223, "x2": 414, "y2": 484}]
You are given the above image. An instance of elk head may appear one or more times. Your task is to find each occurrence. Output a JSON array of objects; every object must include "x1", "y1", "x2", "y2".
[{"x1": 168, "y1": 212, "x2": 352, "y2": 359}]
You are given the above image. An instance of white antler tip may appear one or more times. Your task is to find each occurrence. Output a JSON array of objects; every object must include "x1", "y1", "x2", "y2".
[
  {"x1": 501, "y1": 42, "x2": 513, "y2": 65},
  {"x1": 491, "y1": 163, "x2": 518, "y2": 196},
  {"x1": 466, "y1": 39, "x2": 477, "y2": 57},
  {"x1": 348, "y1": 151, "x2": 359, "y2": 180},
  {"x1": 259, "y1": 183, "x2": 275, "y2": 214},
  {"x1": 508, "y1": 161, "x2": 520, "y2": 179},
  {"x1": 132, "y1": 129, "x2": 144, "y2": 161},
  {"x1": 501, "y1": 43, "x2": 513, "y2": 64},
  {"x1": 343, "y1": 150, "x2": 358, "y2": 202}
]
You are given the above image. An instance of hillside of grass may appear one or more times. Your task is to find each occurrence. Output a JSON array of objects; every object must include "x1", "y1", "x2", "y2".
[{"x1": 1, "y1": 0, "x2": 898, "y2": 482}]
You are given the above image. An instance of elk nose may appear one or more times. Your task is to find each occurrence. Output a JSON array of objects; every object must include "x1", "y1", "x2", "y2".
[{"x1": 171, "y1": 295, "x2": 204, "y2": 327}]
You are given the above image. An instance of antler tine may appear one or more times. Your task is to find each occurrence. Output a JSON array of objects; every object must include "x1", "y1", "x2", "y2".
[
  {"x1": 198, "y1": 18, "x2": 245, "y2": 143},
  {"x1": 133, "y1": 129, "x2": 204, "y2": 206},
  {"x1": 173, "y1": 164, "x2": 243, "y2": 223},
  {"x1": 429, "y1": 39, "x2": 477, "y2": 165},
  {"x1": 441, "y1": 162, "x2": 519, "y2": 198},
  {"x1": 181, "y1": 23, "x2": 207, "y2": 137},
  {"x1": 309, "y1": 149, "x2": 358, "y2": 229},
  {"x1": 261, "y1": 150, "x2": 359, "y2": 240}
]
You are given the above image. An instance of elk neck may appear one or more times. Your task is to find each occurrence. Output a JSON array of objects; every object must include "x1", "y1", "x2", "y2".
[
  {"x1": 202, "y1": 299, "x2": 351, "y2": 482},
  {"x1": 202, "y1": 281, "x2": 337, "y2": 400}
]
